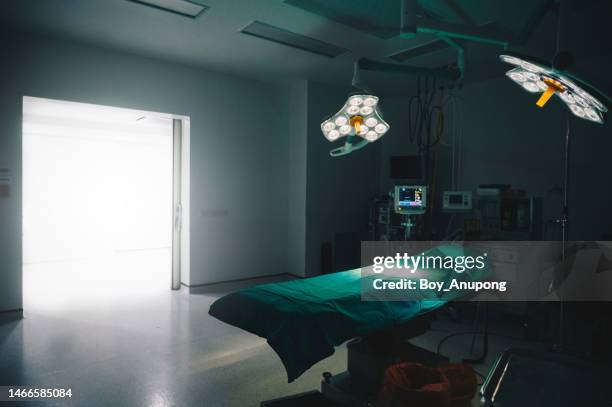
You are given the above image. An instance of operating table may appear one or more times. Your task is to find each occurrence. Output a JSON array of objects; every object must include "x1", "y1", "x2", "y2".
[{"x1": 209, "y1": 244, "x2": 490, "y2": 382}]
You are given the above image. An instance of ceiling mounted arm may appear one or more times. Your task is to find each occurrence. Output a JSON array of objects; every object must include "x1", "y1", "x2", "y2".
[
  {"x1": 399, "y1": 0, "x2": 512, "y2": 47},
  {"x1": 351, "y1": 60, "x2": 372, "y2": 93},
  {"x1": 400, "y1": 0, "x2": 418, "y2": 38},
  {"x1": 515, "y1": 0, "x2": 555, "y2": 45},
  {"x1": 413, "y1": 19, "x2": 512, "y2": 47},
  {"x1": 439, "y1": 36, "x2": 465, "y2": 80}
]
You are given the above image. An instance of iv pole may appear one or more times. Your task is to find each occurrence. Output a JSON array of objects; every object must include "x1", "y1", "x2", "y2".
[{"x1": 554, "y1": 112, "x2": 571, "y2": 349}]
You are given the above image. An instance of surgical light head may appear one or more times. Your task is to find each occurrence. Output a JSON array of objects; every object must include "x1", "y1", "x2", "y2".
[
  {"x1": 321, "y1": 94, "x2": 390, "y2": 157},
  {"x1": 500, "y1": 53, "x2": 608, "y2": 124}
]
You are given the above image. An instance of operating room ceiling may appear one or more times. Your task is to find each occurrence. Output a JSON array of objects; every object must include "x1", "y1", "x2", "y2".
[{"x1": 0, "y1": 0, "x2": 610, "y2": 95}]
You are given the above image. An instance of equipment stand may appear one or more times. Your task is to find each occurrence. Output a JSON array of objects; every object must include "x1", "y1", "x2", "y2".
[{"x1": 401, "y1": 215, "x2": 414, "y2": 240}]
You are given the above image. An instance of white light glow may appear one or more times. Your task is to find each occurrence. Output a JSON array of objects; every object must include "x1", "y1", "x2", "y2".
[
  {"x1": 365, "y1": 117, "x2": 378, "y2": 128},
  {"x1": 334, "y1": 116, "x2": 348, "y2": 126},
  {"x1": 327, "y1": 129, "x2": 340, "y2": 140},
  {"x1": 375, "y1": 123, "x2": 388, "y2": 134},
  {"x1": 346, "y1": 105, "x2": 360, "y2": 115},
  {"x1": 574, "y1": 95, "x2": 588, "y2": 108},
  {"x1": 575, "y1": 88, "x2": 591, "y2": 101},
  {"x1": 358, "y1": 125, "x2": 369, "y2": 135},
  {"x1": 339, "y1": 124, "x2": 352, "y2": 135},
  {"x1": 359, "y1": 106, "x2": 373, "y2": 115},
  {"x1": 522, "y1": 81, "x2": 540, "y2": 93},
  {"x1": 365, "y1": 131, "x2": 379, "y2": 142},
  {"x1": 323, "y1": 121, "x2": 335, "y2": 132},
  {"x1": 521, "y1": 61, "x2": 544, "y2": 73},
  {"x1": 500, "y1": 55, "x2": 523, "y2": 66},
  {"x1": 569, "y1": 103, "x2": 586, "y2": 118},
  {"x1": 24, "y1": 250, "x2": 171, "y2": 310},
  {"x1": 349, "y1": 97, "x2": 363, "y2": 106},
  {"x1": 364, "y1": 97, "x2": 377, "y2": 107},
  {"x1": 583, "y1": 107, "x2": 602, "y2": 123},
  {"x1": 536, "y1": 80, "x2": 549, "y2": 91},
  {"x1": 524, "y1": 72, "x2": 539, "y2": 81},
  {"x1": 508, "y1": 71, "x2": 526, "y2": 83},
  {"x1": 559, "y1": 91, "x2": 575, "y2": 104},
  {"x1": 22, "y1": 97, "x2": 174, "y2": 308},
  {"x1": 578, "y1": 89, "x2": 606, "y2": 111}
]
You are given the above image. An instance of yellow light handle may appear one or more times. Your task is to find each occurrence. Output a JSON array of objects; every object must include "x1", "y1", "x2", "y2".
[
  {"x1": 536, "y1": 86, "x2": 556, "y2": 107},
  {"x1": 350, "y1": 115, "x2": 364, "y2": 135}
]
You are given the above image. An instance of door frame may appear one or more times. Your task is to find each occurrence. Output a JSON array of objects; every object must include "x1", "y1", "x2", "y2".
[{"x1": 172, "y1": 117, "x2": 190, "y2": 289}]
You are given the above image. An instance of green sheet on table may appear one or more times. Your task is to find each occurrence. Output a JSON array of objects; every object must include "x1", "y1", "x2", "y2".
[{"x1": 209, "y1": 245, "x2": 488, "y2": 382}]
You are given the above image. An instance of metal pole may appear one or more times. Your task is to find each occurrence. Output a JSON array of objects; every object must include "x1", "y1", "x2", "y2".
[
  {"x1": 400, "y1": 0, "x2": 418, "y2": 37},
  {"x1": 557, "y1": 113, "x2": 571, "y2": 348},
  {"x1": 561, "y1": 114, "x2": 570, "y2": 259},
  {"x1": 464, "y1": 302, "x2": 489, "y2": 364}
]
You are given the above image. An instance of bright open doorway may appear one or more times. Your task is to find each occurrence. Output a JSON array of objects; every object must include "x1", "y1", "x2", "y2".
[{"x1": 22, "y1": 97, "x2": 189, "y2": 310}]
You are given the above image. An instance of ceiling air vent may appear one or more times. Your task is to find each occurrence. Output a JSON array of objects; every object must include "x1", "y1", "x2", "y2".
[
  {"x1": 128, "y1": 0, "x2": 209, "y2": 18},
  {"x1": 240, "y1": 21, "x2": 347, "y2": 58},
  {"x1": 283, "y1": 0, "x2": 399, "y2": 39}
]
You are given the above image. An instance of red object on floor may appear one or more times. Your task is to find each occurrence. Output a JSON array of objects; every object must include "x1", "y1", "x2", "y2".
[
  {"x1": 438, "y1": 363, "x2": 478, "y2": 406},
  {"x1": 378, "y1": 363, "x2": 451, "y2": 407}
]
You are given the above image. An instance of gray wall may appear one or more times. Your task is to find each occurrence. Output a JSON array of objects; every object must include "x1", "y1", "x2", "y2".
[{"x1": 0, "y1": 32, "x2": 290, "y2": 311}]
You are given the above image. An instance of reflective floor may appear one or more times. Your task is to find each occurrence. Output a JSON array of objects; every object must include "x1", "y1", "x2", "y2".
[{"x1": 0, "y1": 273, "x2": 537, "y2": 406}]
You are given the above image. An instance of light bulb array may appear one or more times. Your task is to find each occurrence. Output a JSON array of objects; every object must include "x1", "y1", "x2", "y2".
[
  {"x1": 321, "y1": 94, "x2": 390, "y2": 143},
  {"x1": 500, "y1": 54, "x2": 607, "y2": 124}
]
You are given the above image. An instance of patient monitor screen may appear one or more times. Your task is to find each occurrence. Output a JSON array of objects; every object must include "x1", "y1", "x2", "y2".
[{"x1": 395, "y1": 185, "x2": 426, "y2": 214}]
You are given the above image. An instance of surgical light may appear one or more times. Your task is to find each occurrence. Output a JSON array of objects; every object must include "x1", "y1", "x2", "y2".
[
  {"x1": 500, "y1": 53, "x2": 608, "y2": 124},
  {"x1": 321, "y1": 93, "x2": 390, "y2": 157}
]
